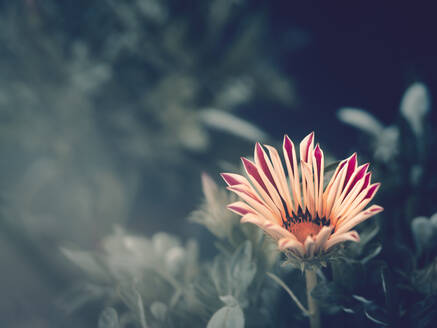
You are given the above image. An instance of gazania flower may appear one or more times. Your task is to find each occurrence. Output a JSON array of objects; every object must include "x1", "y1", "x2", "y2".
[{"x1": 221, "y1": 132, "x2": 383, "y2": 260}]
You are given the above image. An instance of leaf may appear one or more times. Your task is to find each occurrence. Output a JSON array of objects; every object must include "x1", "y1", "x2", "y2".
[
  {"x1": 430, "y1": 212, "x2": 437, "y2": 228},
  {"x1": 352, "y1": 294, "x2": 373, "y2": 305},
  {"x1": 411, "y1": 216, "x2": 434, "y2": 253},
  {"x1": 337, "y1": 108, "x2": 384, "y2": 136},
  {"x1": 357, "y1": 223, "x2": 380, "y2": 247},
  {"x1": 410, "y1": 297, "x2": 437, "y2": 328},
  {"x1": 207, "y1": 304, "x2": 245, "y2": 328},
  {"x1": 219, "y1": 295, "x2": 239, "y2": 307},
  {"x1": 211, "y1": 254, "x2": 230, "y2": 296},
  {"x1": 201, "y1": 172, "x2": 219, "y2": 206},
  {"x1": 229, "y1": 241, "x2": 257, "y2": 293},
  {"x1": 118, "y1": 285, "x2": 148, "y2": 328},
  {"x1": 135, "y1": 288, "x2": 148, "y2": 328},
  {"x1": 98, "y1": 308, "x2": 120, "y2": 328},
  {"x1": 400, "y1": 82, "x2": 430, "y2": 136},
  {"x1": 61, "y1": 248, "x2": 108, "y2": 281},
  {"x1": 59, "y1": 283, "x2": 108, "y2": 314},
  {"x1": 150, "y1": 302, "x2": 167, "y2": 321},
  {"x1": 311, "y1": 280, "x2": 346, "y2": 314},
  {"x1": 360, "y1": 243, "x2": 382, "y2": 264},
  {"x1": 364, "y1": 309, "x2": 388, "y2": 326},
  {"x1": 200, "y1": 108, "x2": 268, "y2": 143},
  {"x1": 152, "y1": 233, "x2": 181, "y2": 255}
]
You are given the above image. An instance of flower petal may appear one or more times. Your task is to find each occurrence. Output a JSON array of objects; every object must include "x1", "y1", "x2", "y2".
[
  {"x1": 241, "y1": 214, "x2": 297, "y2": 241},
  {"x1": 301, "y1": 160, "x2": 316, "y2": 217},
  {"x1": 334, "y1": 205, "x2": 383, "y2": 236},
  {"x1": 339, "y1": 183, "x2": 381, "y2": 222},
  {"x1": 283, "y1": 135, "x2": 302, "y2": 210},
  {"x1": 312, "y1": 144, "x2": 324, "y2": 217},
  {"x1": 299, "y1": 132, "x2": 315, "y2": 163},
  {"x1": 333, "y1": 164, "x2": 371, "y2": 219},
  {"x1": 265, "y1": 144, "x2": 294, "y2": 214},
  {"x1": 263, "y1": 221, "x2": 298, "y2": 241},
  {"x1": 343, "y1": 153, "x2": 357, "y2": 190},
  {"x1": 227, "y1": 201, "x2": 256, "y2": 216},
  {"x1": 221, "y1": 172, "x2": 249, "y2": 187},
  {"x1": 304, "y1": 235, "x2": 316, "y2": 258},
  {"x1": 345, "y1": 163, "x2": 369, "y2": 195},
  {"x1": 241, "y1": 157, "x2": 268, "y2": 193},
  {"x1": 241, "y1": 157, "x2": 282, "y2": 218},
  {"x1": 227, "y1": 185, "x2": 281, "y2": 225},
  {"x1": 313, "y1": 226, "x2": 332, "y2": 253},
  {"x1": 255, "y1": 142, "x2": 276, "y2": 187},
  {"x1": 278, "y1": 237, "x2": 305, "y2": 256},
  {"x1": 324, "y1": 230, "x2": 360, "y2": 250},
  {"x1": 299, "y1": 133, "x2": 315, "y2": 213},
  {"x1": 323, "y1": 161, "x2": 348, "y2": 220},
  {"x1": 253, "y1": 146, "x2": 288, "y2": 218}
]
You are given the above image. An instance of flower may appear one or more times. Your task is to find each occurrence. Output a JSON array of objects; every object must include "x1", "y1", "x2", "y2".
[{"x1": 221, "y1": 132, "x2": 383, "y2": 260}]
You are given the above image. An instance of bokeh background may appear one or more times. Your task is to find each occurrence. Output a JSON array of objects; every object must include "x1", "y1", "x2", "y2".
[{"x1": 1, "y1": 1, "x2": 436, "y2": 327}]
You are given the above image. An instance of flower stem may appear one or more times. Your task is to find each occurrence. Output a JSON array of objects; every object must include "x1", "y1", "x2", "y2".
[
  {"x1": 305, "y1": 269, "x2": 320, "y2": 328},
  {"x1": 267, "y1": 272, "x2": 309, "y2": 316}
]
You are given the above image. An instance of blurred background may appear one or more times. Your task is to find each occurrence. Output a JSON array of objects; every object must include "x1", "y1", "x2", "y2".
[{"x1": 1, "y1": 1, "x2": 436, "y2": 327}]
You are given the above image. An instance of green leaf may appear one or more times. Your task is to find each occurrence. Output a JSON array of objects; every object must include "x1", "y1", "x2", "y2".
[
  {"x1": 220, "y1": 295, "x2": 239, "y2": 307},
  {"x1": 150, "y1": 302, "x2": 167, "y2": 322},
  {"x1": 98, "y1": 308, "x2": 120, "y2": 328},
  {"x1": 360, "y1": 243, "x2": 382, "y2": 264},
  {"x1": 230, "y1": 241, "x2": 257, "y2": 293},
  {"x1": 61, "y1": 248, "x2": 108, "y2": 281},
  {"x1": 118, "y1": 285, "x2": 148, "y2": 328},
  {"x1": 211, "y1": 254, "x2": 230, "y2": 296},
  {"x1": 207, "y1": 303, "x2": 245, "y2": 328},
  {"x1": 311, "y1": 280, "x2": 346, "y2": 314},
  {"x1": 411, "y1": 216, "x2": 434, "y2": 253}
]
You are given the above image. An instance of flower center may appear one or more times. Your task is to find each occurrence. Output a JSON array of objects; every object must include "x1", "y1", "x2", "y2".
[{"x1": 281, "y1": 209, "x2": 331, "y2": 243}]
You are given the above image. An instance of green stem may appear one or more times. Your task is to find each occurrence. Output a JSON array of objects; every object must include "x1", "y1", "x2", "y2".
[
  {"x1": 267, "y1": 272, "x2": 309, "y2": 316},
  {"x1": 305, "y1": 269, "x2": 321, "y2": 328}
]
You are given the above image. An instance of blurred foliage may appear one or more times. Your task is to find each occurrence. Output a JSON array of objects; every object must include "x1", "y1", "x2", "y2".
[
  {"x1": 63, "y1": 175, "x2": 281, "y2": 328},
  {"x1": 0, "y1": 1, "x2": 299, "y2": 325},
  {"x1": 336, "y1": 82, "x2": 437, "y2": 328},
  {"x1": 0, "y1": 0, "x2": 296, "y2": 244}
]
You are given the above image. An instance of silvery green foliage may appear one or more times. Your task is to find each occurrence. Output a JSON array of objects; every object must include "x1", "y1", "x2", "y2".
[
  {"x1": 412, "y1": 259, "x2": 437, "y2": 295},
  {"x1": 337, "y1": 107, "x2": 399, "y2": 163},
  {"x1": 411, "y1": 213, "x2": 437, "y2": 256},
  {"x1": 63, "y1": 227, "x2": 199, "y2": 286},
  {"x1": 190, "y1": 173, "x2": 238, "y2": 239},
  {"x1": 200, "y1": 109, "x2": 268, "y2": 143},
  {"x1": 62, "y1": 174, "x2": 281, "y2": 327},
  {"x1": 210, "y1": 241, "x2": 256, "y2": 306},
  {"x1": 338, "y1": 82, "x2": 431, "y2": 167},
  {"x1": 337, "y1": 83, "x2": 437, "y2": 326},
  {"x1": 337, "y1": 107, "x2": 385, "y2": 137},
  {"x1": 314, "y1": 223, "x2": 381, "y2": 296},
  {"x1": 0, "y1": 2, "x2": 295, "y2": 325},
  {"x1": 0, "y1": 0, "x2": 291, "y2": 251},
  {"x1": 207, "y1": 296, "x2": 244, "y2": 328},
  {"x1": 400, "y1": 83, "x2": 430, "y2": 137},
  {"x1": 62, "y1": 228, "x2": 199, "y2": 326},
  {"x1": 190, "y1": 173, "x2": 278, "y2": 269},
  {"x1": 188, "y1": 175, "x2": 280, "y2": 326},
  {"x1": 99, "y1": 308, "x2": 120, "y2": 328}
]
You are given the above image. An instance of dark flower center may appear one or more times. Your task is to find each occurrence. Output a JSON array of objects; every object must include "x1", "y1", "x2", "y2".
[{"x1": 282, "y1": 208, "x2": 331, "y2": 243}]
